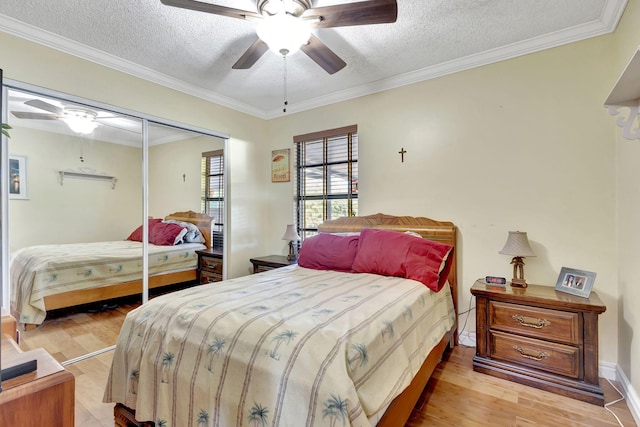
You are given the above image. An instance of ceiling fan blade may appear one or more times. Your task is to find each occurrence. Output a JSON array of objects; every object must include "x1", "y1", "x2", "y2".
[
  {"x1": 303, "y1": 0, "x2": 397, "y2": 29},
  {"x1": 232, "y1": 38, "x2": 269, "y2": 69},
  {"x1": 160, "y1": 0, "x2": 262, "y2": 21},
  {"x1": 300, "y1": 34, "x2": 346, "y2": 75},
  {"x1": 11, "y1": 111, "x2": 59, "y2": 120},
  {"x1": 24, "y1": 99, "x2": 64, "y2": 115}
]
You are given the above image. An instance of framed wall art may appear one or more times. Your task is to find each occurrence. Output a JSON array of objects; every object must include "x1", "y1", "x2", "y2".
[
  {"x1": 271, "y1": 148, "x2": 290, "y2": 182},
  {"x1": 9, "y1": 155, "x2": 28, "y2": 200},
  {"x1": 555, "y1": 267, "x2": 596, "y2": 298}
]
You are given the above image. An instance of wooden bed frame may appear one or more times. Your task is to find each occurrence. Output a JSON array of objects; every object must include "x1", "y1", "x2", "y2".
[
  {"x1": 18, "y1": 210, "x2": 214, "y2": 329},
  {"x1": 113, "y1": 213, "x2": 458, "y2": 427}
]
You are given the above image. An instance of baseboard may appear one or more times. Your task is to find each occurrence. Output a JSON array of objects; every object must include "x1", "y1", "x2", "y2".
[
  {"x1": 600, "y1": 361, "x2": 617, "y2": 381},
  {"x1": 458, "y1": 331, "x2": 476, "y2": 348},
  {"x1": 611, "y1": 363, "x2": 640, "y2": 425}
]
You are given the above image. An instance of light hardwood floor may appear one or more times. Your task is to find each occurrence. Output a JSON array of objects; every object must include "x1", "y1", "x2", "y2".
[{"x1": 19, "y1": 305, "x2": 637, "y2": 427}]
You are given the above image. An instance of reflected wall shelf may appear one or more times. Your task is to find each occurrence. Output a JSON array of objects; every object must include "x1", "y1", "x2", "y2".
[
  {"x1": 58, "y1": 169, "x2": 117, "y2": 189},
  {"x1": 604, "y1": 46, "x2": 640, "y2": 140}
]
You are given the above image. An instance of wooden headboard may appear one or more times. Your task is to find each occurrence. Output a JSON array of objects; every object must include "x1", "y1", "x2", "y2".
[
  {"x1": 164, "y1": 210, "x2": 214, "y2": 249},
  {"x1": 318, "y1": 213, "x2": 458, "y2": 324}
]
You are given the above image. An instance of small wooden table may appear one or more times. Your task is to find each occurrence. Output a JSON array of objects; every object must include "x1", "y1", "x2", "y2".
[
  {"x1": 1, "y1": 307, "x2": 18, "y2": 343},
  {"x1": 250, "y1": 255, "x2": 296, "y2": 273},
  {"x1": 1, "y1": 333, "x2": 75, "y2": 426}
]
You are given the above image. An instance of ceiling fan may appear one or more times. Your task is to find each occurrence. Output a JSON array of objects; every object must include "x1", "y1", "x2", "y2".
[
  {"x1": 11, "y1": 99, "x2": 139, "y2": 135},
  {"x1": 160, "y1": 0, "x2": 398, "y2": 75}
]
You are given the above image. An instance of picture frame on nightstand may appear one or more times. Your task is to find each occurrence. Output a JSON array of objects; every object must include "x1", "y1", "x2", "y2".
[{"x1": 555, "y1": 266, "x2": 596, "y2": 298}]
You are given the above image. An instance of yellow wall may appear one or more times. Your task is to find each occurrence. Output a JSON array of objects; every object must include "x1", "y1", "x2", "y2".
[
  {"x1": 148, "y1": 135, "x2": 224, "y2": 218},
  {"x1": 611, "y1": 0, "x2": 640, "y2": 399},
  {"x1": 7, "y1": 126, "x2": 142, "y2": 250},
  {"x1": 264, "y1": 34, "x2": 620, "y2": 364},
  {"x1": 2, "y1": 3, "x2": 639, "y2": 385},
  {"x1": 1, "y1": 31, "x2": 271, "y2": 278}
]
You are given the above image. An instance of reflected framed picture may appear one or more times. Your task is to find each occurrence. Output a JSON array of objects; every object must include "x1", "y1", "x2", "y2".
[
  {"x1": 271, "y1": 148, "x2": 290, "y2": 182},
  {"x1": 9, "y1": 155, "x2": 28, "y2": 200},
  {"x1": 555, "y1": 267, "x2": 596, "y2": 298}
]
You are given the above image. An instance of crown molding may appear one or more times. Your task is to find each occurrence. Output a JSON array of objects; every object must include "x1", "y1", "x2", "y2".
[
  {"x1": 267, "y1": 0, "x2": 628, "y2": 118},
  {"x1": 1, "y1": 0, "x2": 627, "y2": 121},
  {"x1": 0, "y1": 15, "x2": 268, "y2": 119}
]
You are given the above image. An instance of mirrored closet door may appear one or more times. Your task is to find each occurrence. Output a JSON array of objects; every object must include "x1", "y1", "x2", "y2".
[{"x1": 1, "y1": 81, "x2": 228, "y2": 363}]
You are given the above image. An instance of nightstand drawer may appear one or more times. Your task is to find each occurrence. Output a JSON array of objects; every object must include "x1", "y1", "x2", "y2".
[
  {"x1": 250, "y1": 255, "x2": 294, "y2": 274},
  {"x1": 255, "y1": 265, "x2": 277, "y2": 273},
  {"x1": 490, "y1": 330, "x2": 580, "y2": 378},
  {"x1": 489, "y1": 301, "x2": 580, "y2": 345},
  {"x1": 200, "y1": 270, "x2": 222, "y2": 284},
  {"x1": 200, "y1": 256, "x2": 223, "y2": 274}
]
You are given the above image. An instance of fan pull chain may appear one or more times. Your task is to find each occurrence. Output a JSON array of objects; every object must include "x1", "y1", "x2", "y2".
[{"x1": 283, "y1": 55, "x2": 288, "y2": 113}]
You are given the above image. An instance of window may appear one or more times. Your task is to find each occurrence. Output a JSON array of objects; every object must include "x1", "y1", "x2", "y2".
[
  {"x1": 202, "y1": 149, "x2": 224, "y2": 250},
  {"x1": 295, "y1": 125, "x2": 358, "y2": 239}
]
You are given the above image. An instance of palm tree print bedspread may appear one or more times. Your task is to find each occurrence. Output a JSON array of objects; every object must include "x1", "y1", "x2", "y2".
[
  {"x1": 10, "y1": 241, "x2": 205, "y2": 324},
  {"x1": 104, "y1": 265, "x2": 455, "y2": 426}
]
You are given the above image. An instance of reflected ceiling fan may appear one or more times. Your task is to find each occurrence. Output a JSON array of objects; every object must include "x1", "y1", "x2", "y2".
[
  {"x1": 160, "y1": 0, "x2": 398, "y2": 74},
  {"x1": 11, "y1": 99, "x2": 139, "y2": 135}
]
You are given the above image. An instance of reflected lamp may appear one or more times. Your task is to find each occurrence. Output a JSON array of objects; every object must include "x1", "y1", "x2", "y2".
[{"x1": 282, "y1": 224, "x2": 301, "y2": 261}]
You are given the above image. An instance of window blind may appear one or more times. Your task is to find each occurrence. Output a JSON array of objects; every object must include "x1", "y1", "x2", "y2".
[
  {"x1": 202, "y1": 149, "x2": 224, "y2": 250},
  {"x1": 295, "y1": 125, "x2": 358, "y2": 239}
]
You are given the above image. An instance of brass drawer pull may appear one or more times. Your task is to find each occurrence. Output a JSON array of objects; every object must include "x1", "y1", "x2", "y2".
[
  {"x1": 513, "y1": 346, "x2": 549, "y2": 361},
  {"x1": 512, "y1": 314, "x2": 551, "y2": 329}
]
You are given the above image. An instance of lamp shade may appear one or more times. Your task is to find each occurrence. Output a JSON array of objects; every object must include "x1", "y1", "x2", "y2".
[
  {"x1": 282, "y1": 224, "x2": 301, "y2": 242},
  {"x1": 256, "y1": 11, "x2": 311, "y2": 56},
  {"x1": 62, "y1": 108, "x2": 98, "y2": 134},
  {"x1": 499, "y1": 231, "x2": 535, "y2": 257}
]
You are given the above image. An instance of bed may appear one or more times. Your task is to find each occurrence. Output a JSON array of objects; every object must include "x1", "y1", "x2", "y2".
[
  {"x1": 10, "y1": 210, "x2": 214, "y2": 327},
  {"x1": 105, "y1": 213, "x2": 458, "y2": 427}
]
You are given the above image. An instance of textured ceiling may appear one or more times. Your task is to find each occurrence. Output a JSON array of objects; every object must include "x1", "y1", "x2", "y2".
[{"x1": 0, "y1": 0, "x2": 628, "y2": 119}]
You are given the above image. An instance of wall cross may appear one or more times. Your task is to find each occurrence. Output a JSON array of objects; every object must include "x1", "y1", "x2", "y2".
[{"x1": 398, "y1": 147, "x2": 407, "y2": 162}]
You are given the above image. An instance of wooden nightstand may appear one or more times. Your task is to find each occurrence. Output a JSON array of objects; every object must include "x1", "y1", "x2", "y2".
[
  {"x1": 471, "y1": 279, "x2": 606, "y2": 405},
  {"x1": 250, "y1": 255, "x2": 296, "y2": 274},
  {"x1": 196, "y1": 248, "x2": 223, "y2": 284}
]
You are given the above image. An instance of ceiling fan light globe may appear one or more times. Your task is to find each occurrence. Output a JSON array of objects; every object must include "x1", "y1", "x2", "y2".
[
  {"x1": 62, "y1": 109, "x2": 98, "y2": 134},
  {"x1": 256, "y1": 11, "x2": 311, "y2": 57}
]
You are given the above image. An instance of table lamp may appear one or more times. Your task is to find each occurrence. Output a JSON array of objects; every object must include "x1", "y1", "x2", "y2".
[
  {"x1": 282, "y1": 224, "x2": 301, "y2": 261},
  {"x1": 499, "y1": 231, "x2": 536, "y2": 288}
]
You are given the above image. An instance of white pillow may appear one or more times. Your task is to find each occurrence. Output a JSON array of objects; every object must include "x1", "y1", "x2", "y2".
[
  {"x1": 163, "y1": 220, "x2": 206, "y2": 244},
  {"x1": 173, "y1": 228, "x2": 188, "y2": 245}
]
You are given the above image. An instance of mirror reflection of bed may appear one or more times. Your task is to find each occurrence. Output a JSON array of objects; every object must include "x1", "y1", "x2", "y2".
[{"x1": 7, "y1": 87, "x2": 226, "y2": 363}]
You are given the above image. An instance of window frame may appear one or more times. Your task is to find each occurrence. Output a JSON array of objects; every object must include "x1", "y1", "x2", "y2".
[
  {"x1": 202, "y1": 149, "x2": 224, "y2": 249},
  {"x1": 294, "y1": 125, "x2": 358, "y2": 239}
]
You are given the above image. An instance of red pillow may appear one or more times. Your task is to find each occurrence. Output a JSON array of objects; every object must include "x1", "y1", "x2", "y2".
[
  {"x1": 149, "y1": 222, "x2": 186, "y2": 246},
  {"x1": 352, "y1": 228, "x2": 453, "y2": 292},
  {"x1": 403, "y1": 240, "x2": 454, "y2": 292},
  {"x1": 126, "y1": 218, "x2": 162, "y2": 242},
  {"x1": 298, "y1": 233, "x2": 359, "y2": 272}
]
